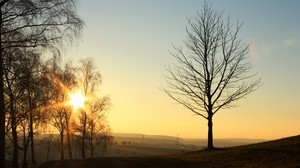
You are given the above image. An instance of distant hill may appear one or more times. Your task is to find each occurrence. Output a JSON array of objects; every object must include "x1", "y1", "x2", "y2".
[
  {"x1": 112, "y1": 132, "x2": 265, "y2": 149},
  {"x1": 38, "y1": 134, "x2": 300, "y2": 168},
  {"x1": 105, "y1": 133, "x2": 265, "y2": 157}
]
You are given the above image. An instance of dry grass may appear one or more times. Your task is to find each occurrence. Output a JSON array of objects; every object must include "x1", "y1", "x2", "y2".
[
  {"x1": 175, "y1": 135, "x2": 300, "y2": 167},
  {"x1": 38, "y1": 135, "x2": 300, "y2": 168}
]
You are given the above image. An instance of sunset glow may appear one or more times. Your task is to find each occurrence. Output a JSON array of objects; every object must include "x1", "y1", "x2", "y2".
[
  {"x1": 63, "y1": 1, "x2": 300, "y2": 140},
  {"x1": 69, "y1": 91, "x2": 86, "y2": 110}
]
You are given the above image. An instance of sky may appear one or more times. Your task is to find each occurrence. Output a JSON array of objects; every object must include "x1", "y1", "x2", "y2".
[{"x1": 64, "y1": 0, "x2": 300, "y2": 139}]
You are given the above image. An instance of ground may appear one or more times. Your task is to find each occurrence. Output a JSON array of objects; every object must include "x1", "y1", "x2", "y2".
[{"x1": 38, "y1": 135, "x2": 300, "y2": 168}]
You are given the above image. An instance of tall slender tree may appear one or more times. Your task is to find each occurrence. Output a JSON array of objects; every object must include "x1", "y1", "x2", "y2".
[
  {"x1": 18, "y1": 49, "x2": 49, "y2": 167},
  {"x1": 3, "y1": 48, "x2": 29, "y2": 168},
  {"x1": 47, "y1": 60, "x2": 76, "y2": 160},
  {"x1": 0, "y1": 2, "x2": 7, "y2": 166},
  {"x1": 3, "y1": 47, "x2": 48, "y2": 167},
  {"x1": 75, "y1": 58, "x2": 111, "y2": 158},
  {"x1": 164, "y1": 3, "x2": 261, "y2": 149}
]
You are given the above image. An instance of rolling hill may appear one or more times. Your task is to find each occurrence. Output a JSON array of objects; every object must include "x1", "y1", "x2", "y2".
[{"x1": 38, "y1": 135, "x2": 300, "y2": 168}]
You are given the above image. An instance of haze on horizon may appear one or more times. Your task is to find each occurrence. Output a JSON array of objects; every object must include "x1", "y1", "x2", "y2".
[{"x1": 65, "y1": 0, "x2": 300, "y2": 140}]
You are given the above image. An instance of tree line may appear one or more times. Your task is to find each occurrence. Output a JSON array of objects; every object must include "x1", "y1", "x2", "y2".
[
  {"x1": 6, "y1": 55, "x2": 111, "y2": 168},
  {"x1": 0, "y1": 1, "x2": 111, "y2": 168}
]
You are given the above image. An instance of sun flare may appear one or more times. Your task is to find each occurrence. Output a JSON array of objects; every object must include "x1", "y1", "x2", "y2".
[{"x1": 69, "y1": 91, "x2": 85, "y2": 110}]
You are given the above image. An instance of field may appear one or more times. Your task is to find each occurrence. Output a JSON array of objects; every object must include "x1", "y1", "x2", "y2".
[{"x1": 38, "y1": 135, "x2": 300, "y2": 168}]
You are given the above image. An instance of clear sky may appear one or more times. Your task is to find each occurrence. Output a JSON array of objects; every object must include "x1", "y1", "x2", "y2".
[{"x1": 65, "y1": 0, "x2": 300, "y2": 139}]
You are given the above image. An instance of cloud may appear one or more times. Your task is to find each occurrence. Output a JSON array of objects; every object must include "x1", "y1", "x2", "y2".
[
  {"x1": 248, "y1": 40, "x2": 259, "y2": 61},
  {"x1": 283, "y1": 37, "x2": 296, "y2": 47},
  {"x1": 247, "y1": 37, "x2": 298, "y2": 60},
  {"x1": 247, "y1": 40, "x2": 276, "y2": 60}
]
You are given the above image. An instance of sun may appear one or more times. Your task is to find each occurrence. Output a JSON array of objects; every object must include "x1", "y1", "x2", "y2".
[{"x1": 68, "y1": 91, "x2": 86, "y2": 110}]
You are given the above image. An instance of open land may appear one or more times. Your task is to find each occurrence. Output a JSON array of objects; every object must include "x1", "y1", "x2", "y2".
[{"x1": 38, "y1": 135, "x2": 300, "y2": 168}]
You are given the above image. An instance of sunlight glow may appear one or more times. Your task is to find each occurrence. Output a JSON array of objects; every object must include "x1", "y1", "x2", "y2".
[{"x1": 69, "y1": 91, "x2": 86, "y2": 110}]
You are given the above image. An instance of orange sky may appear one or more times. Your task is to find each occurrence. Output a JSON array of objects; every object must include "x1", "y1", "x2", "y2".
[{"x1": 64, "y1": 0, "x2": 300, "y2": 139}]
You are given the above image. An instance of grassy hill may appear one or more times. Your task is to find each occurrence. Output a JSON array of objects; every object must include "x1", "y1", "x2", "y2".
[
  {"x1": 112, "y1": 133, "x2": 264, "y2": 149},
  {"x1": 38, "y1": 135, "x2": 300, "y2": 168}
]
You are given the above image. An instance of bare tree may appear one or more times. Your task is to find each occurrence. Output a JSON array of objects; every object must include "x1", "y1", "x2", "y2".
[
  {"x1": 0, "y1": 1, "x2": 83, "y2": 167},
  {"x1": 3, "y1": 47, "x2": 53, "y2": 167},
  {"x1": 47, "y1": 61, "x2": 76, "y2": 160},
  {"x1": 50, "y1": 109, "x2": 68, "y2": 160},
  {"x1": 18, "y1": 49, "x2": 49, "y2": 167},
  {"x1": 3, "y1": 48, "x2": 30, "y2": 168},
  {"x1": 75, "y1": 57, "x2": 111, "y2": 158},
  {"x1": 86, "y1": 96, "x2": 110, "y2": 158},
  {"x1": 163, "y1": 3, "x2": 261, "y2": 150},
  {"x1": 77, "y1": 58, "x2": 101, "y2": 159}
]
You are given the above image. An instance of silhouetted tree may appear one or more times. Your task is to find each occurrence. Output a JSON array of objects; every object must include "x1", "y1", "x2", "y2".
[
  {"x1": 18, "y1": 49, "x2": 50, "y2": 168},
  {"x1": 75, "y1": 58, "x2": 111, "y2": 158},
  {"x1": 0, "y1": 0, "x2": 83, "y2": 167},
  {"x1": 86, "y1": 96, "x2": 111, "y2": 158},
  {"x1": 3, "y1": 48, "x2": 24, "y2": 168},
  {"x1": 47, "y1": 60, "x2": 76, "y2": 160},
  {"x1": 3, "y1": 47, "x2": 50, "y2": 168},
  {"x1": 163, "y1": 3, "x2": 261, "y2": 150}
]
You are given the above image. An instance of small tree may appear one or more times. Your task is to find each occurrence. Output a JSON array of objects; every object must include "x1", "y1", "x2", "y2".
[
  {"x1": 163, "y1": 3, "x2": 261, "y2": 149},
  {"x1": 86, "y1": 96, "x2": 110, "y2": 158},
  {"x1": 75, "y1": 57, "x2": 111, "y2": 158}
]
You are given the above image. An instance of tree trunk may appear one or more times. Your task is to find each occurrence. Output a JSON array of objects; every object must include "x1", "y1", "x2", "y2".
[
  {"x1": 10, "y1": 93, "x2": 19, "y2": 168},
  {"x1": 22, "y1": 146, "x2": 27, "y2": 168},
  {"x1": 60, "y1": 130, "x2": 64, "y2": 160},
  {"x1": 29, "y1": 109, "x2": 36, "y2": 165},
  {"x1": 90, "y1": 133, "x2": 93, "y2": 158},
  {"x1": 207, "y1": 115, "x2": 214, "y2": 150},
  {"x1": 22, "y1": 130, "x2": 29, "y2": 168},
  {"x1": 66, "y1": 124, "x2": 72, "y2": 159},
  {"x1": 12, "y1": 115, "x2": 19, "y2": 168},
  {"x1": 90, "y1": 121, "x2": 94, "y2": 158},
  {"x1": 81, "y1": 113, "x2": 86, "y2": 159},
  {"x1": 46, "y1": 136, "x2": 51, "y2": 161},
  {"x1": 0, "y1": 7, "x2": 6, "y2": 168},
  {"x1": 81, "y1": 133, "x2": 85, "y2": 158}
]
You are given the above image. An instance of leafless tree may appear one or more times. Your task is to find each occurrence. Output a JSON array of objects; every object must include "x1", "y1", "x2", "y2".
[
  {"x1": 3, "y1": 47, "x2": 54, "y2": 167},
  {"x1": 86, "y1": 96, "x2": 111, "y2": 158},
  {"x1": 50, "y1": 108, "x2": 68, "y2": 160},
  {"x1": 17, "y1": 49, "x2": 49, "y2": 167},
  {"x1": 0, "y1": 0, "x2": 83, "y2": 167},
  {"x1": 47, "y1": 61, "x2": 76, "y2": 160},
  {"x1": 163, "y1": 3, "x2": 261, "y2": 150},
  {"x1": 3, "y1": 48, "x2": 23, "y2": 168},
  {"x1": 3, "y1": 47, "x2": 40, "y2": 168},
  {"x1": 75, "y1": 57, "x2": 111, "y2": 158}
]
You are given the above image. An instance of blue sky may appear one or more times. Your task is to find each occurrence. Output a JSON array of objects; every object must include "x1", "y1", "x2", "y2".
[{"x1": 65, "y1": 0, "x2": 300, "y2": 139}]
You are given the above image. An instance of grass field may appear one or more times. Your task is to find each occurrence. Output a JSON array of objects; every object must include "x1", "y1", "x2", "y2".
[{"x1": 38, "y1": 135, "x2": 300, "y2": 168}]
